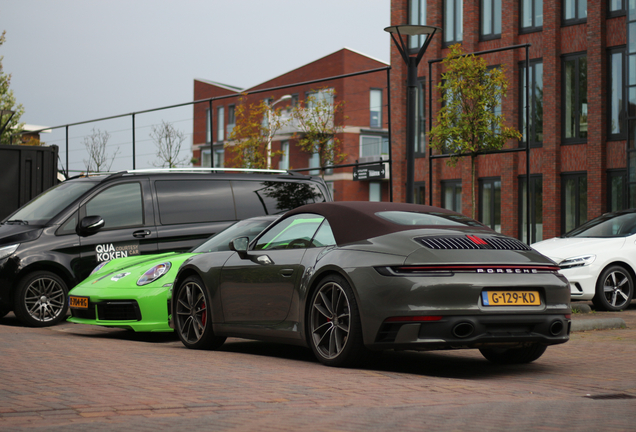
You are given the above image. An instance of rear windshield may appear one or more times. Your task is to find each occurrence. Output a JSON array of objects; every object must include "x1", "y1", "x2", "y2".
[
  {"x1": 376, "y1": 211, "x2": 486, "y2": 227},
  {"x1": 5, "y1": 181, "x2": 97, "y2": 226},
  {"x1": 564, "y1": 212, "x2": 636, "y2": 238}
]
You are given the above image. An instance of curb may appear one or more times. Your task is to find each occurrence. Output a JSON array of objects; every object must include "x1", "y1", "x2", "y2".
[{"x1": 571, "y1": 318, "x2": 627, "y2": 332}]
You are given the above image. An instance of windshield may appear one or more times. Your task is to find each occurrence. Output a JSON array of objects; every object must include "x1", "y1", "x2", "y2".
[
  {"x1": 564, "y1": 212, "x2": 636, "y2": 238},
  {"x1": 5, "y1": 181, "x2": 97, "y2": 225},
  {"x1": 192, "y1": 218, "x2": 275, "y2": 253}
]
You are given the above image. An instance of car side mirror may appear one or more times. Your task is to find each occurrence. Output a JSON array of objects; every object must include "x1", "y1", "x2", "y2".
[
  {"x1": 229, "y1": 236, "x2": 249, "y2": 259},
  {"x1": 78, "y1": 215, "x2": 104, "y2": 236}
]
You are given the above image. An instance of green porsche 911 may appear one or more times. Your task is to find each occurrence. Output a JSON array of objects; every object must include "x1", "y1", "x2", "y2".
[{"x1": 67, "y1": 215, "x2": 277, "y2": 332}]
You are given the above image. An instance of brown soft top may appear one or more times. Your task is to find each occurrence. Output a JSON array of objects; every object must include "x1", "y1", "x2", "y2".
[{"x1": 284, "y1": 201, "x2": 489, "y2": 246}]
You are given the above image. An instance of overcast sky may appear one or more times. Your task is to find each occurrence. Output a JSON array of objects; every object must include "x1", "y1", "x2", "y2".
[{"x1": 1, "y1": 0, "x2": 391, "y2": 171}]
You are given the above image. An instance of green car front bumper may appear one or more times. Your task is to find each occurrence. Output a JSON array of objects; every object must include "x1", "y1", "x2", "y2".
[{"x1": 67, "y1": 285, "x2": 173, "y2": 332}]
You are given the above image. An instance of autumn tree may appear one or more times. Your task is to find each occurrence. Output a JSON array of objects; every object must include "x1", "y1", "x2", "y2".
[
  {"x1": 82, "y1": 128, "x2": 119, "y2": 172},
  {"x1": 226, "y1": 95, "x2": 287, "y2": 169},
  {"x1": 291, "y1": 88, "x2": 346, "y2": 175},
  {"x1": 0, "y1": 30, "x2": 25, "y2": 145},
  {"x1": 150, "y1": 120, "x2": 189, "y2": 168},
  {"x1": 429, "y1": 44, "x2": 522, "y2": 219}
]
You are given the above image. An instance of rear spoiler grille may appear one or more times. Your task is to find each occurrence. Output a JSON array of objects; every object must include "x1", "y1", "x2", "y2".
[{"x1": 417, "y1": 235, "x2": 531, "y2": 251}]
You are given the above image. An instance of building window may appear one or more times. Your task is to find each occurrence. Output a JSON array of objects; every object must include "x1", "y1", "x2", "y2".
[
  {"x1": 609, "y1": 48, "x2": 626, "y2": 140},
  {"x1": 521, "y1": 0, "x2": 543, "y2": 32},
  {"x1": 481, "y1": 0, "x2": 501, "y2": 40},
  {"x1": 609, "y1": 0, "x2": 626, "y2": 17},
  {"x1": 479, "y1": 177, "x2": 501, "y2": 232},
  {"x1": 520, "y1": 60, "x2": 543, "y2": 147},
  {"x1": 360, "y1": 135, "x2": 389, "y2": 159},
  {"x1": 444, "y1": 0, "x2": 463, "y2": 45},
  {"x1": 217, "y1": 106, "x2": 224, "y2": 142},
  {"x1": 608, "y1": 170, "x2": 627, "y2": 212},
  {"x1": 309, "y1": 152, "x2": 320, "y2": 176},
  {"x1": 369, "y1": 182, "x2": 382, "y2": 202},
  {"x1": 201, "y1": 147, "x2": 211, "y2": 167},
  {"x1": 206, "y1": 108, "x2": 212, "y2": 144},
  {"x1": 563, "y1": 53, "x2": 587, "y2": 143},
  {"x1": 415, "y1": 78, "x2": 426, "y2": 156},
  {"x1": 519, "y1": 175, "x2": 542, "y2": 243},
  {"x1": 370, "y1": 89, "x2": 382, "y2": 128},
  {"x1": 291, "y1": 94, "x2": 299, "y2": 107},
  {"x1": 562, "y1": 172, "x2": 587, "y2": 234},
  {"x1": 213, "y1": 144, "x2": 224, "y2": 168},
  {"x1": 279, "y1": 141, "x2": 289, "y2": 170},
  {"x1": 415, "y1": 182, "x2": 426, "y2": 204},
  {"x1": 227, "y1": 105, "x2": 236, "y2": 137},
  {"x1": 409, "y1": 0, "x2": 427, "y2": 50},
  {"x1": 442, "y1": 180, "x2": 462, "y2": 212},
  {"x1": 563, "y1": 0, "x2": 587, "y2": 25}
]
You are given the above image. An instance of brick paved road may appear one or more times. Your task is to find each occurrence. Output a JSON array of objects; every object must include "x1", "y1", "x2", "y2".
[{"x1": 1, "y1": 305, "x2": 635, "y2": 432}]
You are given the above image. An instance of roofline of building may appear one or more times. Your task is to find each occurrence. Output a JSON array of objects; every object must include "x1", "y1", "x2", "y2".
[{"x1": 193, "y1": 79, "x2": 244, "y2": 93}]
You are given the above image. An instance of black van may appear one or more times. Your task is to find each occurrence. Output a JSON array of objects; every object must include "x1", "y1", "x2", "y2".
[{"x1": 0, "y1": 168, "x2": 332, "y2": 327}]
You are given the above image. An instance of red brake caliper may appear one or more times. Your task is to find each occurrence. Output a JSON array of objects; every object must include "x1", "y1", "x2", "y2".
[{"x1": 201, "y1": 301, "x2": 207, "y2": 326}]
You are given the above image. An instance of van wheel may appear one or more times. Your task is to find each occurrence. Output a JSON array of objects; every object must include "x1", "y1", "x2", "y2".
[{"x1": 14, "y1": 271, "x2": 69, "y2": 327}]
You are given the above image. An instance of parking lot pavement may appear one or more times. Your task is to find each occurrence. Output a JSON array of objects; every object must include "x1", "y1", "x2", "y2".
[{"x1": 1, "y1": 305, "x2": 636, "y2": 432}]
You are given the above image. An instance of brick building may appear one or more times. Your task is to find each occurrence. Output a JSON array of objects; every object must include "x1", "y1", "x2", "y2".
[
  {"x1": 191, "y1": 48, "x2": 390, "y2": 202},
  {"x1": 389, "y1": 0, "x2": 631, "y2": 242}
]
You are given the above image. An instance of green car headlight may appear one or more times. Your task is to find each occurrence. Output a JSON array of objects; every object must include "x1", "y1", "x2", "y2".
[
  {"x1": 559, "y1": 254, "x2": 596, "y2": 269},
  {"x1": 90, "y1": 260, "x2": 111, "y2": 275},
  {"x1": 137, "y1": 262, "x2": 172, "y2": 286}
]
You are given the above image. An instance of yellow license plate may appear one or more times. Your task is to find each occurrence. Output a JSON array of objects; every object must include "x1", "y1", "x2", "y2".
[
  {"x1": 482, "y1": 291, "x2": 540, "y2": 306},
  {"x1": 69, "y1": 296, "x2": 89, "y2": 309}
]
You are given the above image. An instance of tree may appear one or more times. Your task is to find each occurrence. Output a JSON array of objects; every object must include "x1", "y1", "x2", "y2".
[
  {"x1": 291, "y1": 88, "x2": 347, "y2": 175},
  {"x1": 150, "y1": 120, "x2": 189, "y2": 168},
  {"x1": 226, "y1": 95, "x2": 287, "y2": 169},
  {"x1": 0, "y1": 30, "x2": 25, "y2": 145},
  {"x1": 82, "y1": 128, "x2": 119, "y2": 173},
  {"x1": 429, "y1": 44, "x2": 522, "y2": 219}
]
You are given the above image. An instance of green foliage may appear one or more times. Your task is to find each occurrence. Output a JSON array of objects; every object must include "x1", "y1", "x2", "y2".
[
  {"x1": 0, "y1": 31, "x2": 25, "y2": 145},
  {"x1": 226, "y1": 95, "x2": 286, "y2": 169},
  {"x1": 291, "y1": 88, "x2": 346, "y2": 173},
  {"x1": 429, "y1": 44, "x2": 522, "y2": 218},
  {"x1": 430, "y1": 44, "x2": 521, "y2": 164}
]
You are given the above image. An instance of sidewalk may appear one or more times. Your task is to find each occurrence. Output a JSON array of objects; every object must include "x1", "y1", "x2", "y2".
[{"x1": 570, "y1": 300, "x2": 635, "y2": 331}]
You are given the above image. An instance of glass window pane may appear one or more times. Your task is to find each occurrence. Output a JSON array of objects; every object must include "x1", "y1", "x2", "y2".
[
  {"x1": 610, "y1": 52, "x2": 624, "y2": 135},
  {"x1": 217, "y1": 106, "x2": 224, "y2": 142},
  {"x1": 536, "y1": 0, "x2": 543, "y2": 26},
  {"x1": 482, "y1": 0, "x2": 492, "y2": 35},
  {"x1": 522, "y1": 0, "x2": 532, "y2": 28},
  {"x1": 369, "y1": 182, "x2": 381, "y2": 202},
  {"x1": 494, "y1": 0, "x2": 502, "y2": 34},
  {"x1": 445, "y1": 0, "x2": 455, "y2": 42},
  {"x1": 578, "y1": 0, "x2": 587, "y2": 18},
  {"x1": 565, "y1": 60, "x2": 575, "y2": 138},
  {"x1": 579, "y1": 56, "x2": 588, "y2": 139},
  {"x1": 370, "y1": 89, "x2": 382, "y2": 127},
  {"x1": 456, "y1": 0, "x2": 463, "y2": 41}
]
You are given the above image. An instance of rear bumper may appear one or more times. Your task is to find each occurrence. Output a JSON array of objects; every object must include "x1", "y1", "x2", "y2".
[{"x1": 371, "y1": 313, "x2": 570, "y2": 351}]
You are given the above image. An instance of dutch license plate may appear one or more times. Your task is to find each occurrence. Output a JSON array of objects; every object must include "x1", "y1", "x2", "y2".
[
  {"x1": 69, "y1": 296, "x2": 89, "y2": 309},
  {"x1": 482, "y1": 291, "x2": 540, "y2": 306}
]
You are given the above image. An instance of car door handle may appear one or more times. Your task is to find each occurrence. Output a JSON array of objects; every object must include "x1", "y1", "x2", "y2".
[
  {"x1": 280, "y1": 269, "x2": 294, "y2": 277},
  {"x1": 133, "y1": 230, "x2": 151, "y2": 238}
]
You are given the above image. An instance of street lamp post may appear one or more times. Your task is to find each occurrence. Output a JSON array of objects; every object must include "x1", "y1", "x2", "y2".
[
  {"x1": 0, "y1": 109, "x2": 16, "y2": 143},
  {"x1": 384, "y1": 25, "x2": 439, "y2": 203},
  {"x1": 266, "y1": 94, "x2": 292, "y2": 169}
]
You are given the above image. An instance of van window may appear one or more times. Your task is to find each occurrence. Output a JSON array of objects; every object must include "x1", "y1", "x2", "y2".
[
  {"x1": 86, "y1": 183, "x2": 143, "y2": 229},
  {"x1": 155, "y1": 180, "x2": 235, "y2": 224},
  {"x1": 233, "y1": 181, "x2": 326, "y2": 219}
]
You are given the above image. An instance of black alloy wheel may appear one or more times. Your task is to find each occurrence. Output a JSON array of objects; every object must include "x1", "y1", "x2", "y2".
[
  {"x1": 175, "y1": 276, "x2": 226, "y2": 350},
  {"x1": 592, "y1": 265, "x2": 634, "y2": 312},
  {"x1": 13, "y1": 271, "x2": 69, "y2": 327},
  {"x1": 479, "y1": 344, "x2": 547, "y2": 364},
  {"x1": 308, "y1": 274, "x2": 365, "y2": 367}
]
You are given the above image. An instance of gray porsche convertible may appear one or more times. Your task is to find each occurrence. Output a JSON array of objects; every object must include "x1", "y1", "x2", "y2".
[{"x1": 172, "y1": 202, "x2": 571, "y2": 367}]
